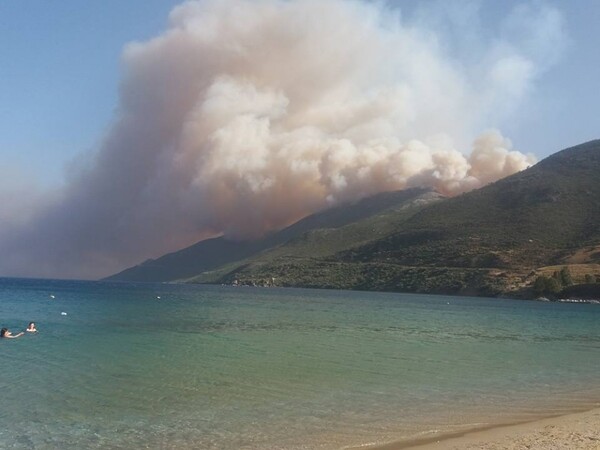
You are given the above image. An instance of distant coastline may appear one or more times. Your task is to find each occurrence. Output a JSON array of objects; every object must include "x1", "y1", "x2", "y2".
[{"x1": 538, "y1": 297, "x2": 600, "y2": 305}]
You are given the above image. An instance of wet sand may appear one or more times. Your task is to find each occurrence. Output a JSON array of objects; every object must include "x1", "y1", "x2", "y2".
[{"x1": 361, "y1": 408, "x2": 600, "y2": 450}]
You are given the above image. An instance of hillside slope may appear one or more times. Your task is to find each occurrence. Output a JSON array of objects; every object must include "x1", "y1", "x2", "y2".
[
  {"x1": 105, "y1": 188, "x2": 441, "y2": 282},
  {"x1": 346, "y1": 139, "x2": 600, "y2": 269},
  {"x1": 194, "y1": 140, "x2": 600, "y2": 296}
]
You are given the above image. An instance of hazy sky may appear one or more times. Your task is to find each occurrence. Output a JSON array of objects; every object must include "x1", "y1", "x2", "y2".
[{"x1": 0, "y1": 0, "x2": 599, "y2": 279}]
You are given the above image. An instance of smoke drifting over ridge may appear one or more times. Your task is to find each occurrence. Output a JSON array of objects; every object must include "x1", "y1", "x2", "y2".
[{"x1": 1, "y1": 0, "x2": 565, "y2": 279}]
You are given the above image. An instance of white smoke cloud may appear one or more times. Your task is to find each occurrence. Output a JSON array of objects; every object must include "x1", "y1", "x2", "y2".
[{"x1": 0, "y1": 0, "x2": 564, "y2": 279}]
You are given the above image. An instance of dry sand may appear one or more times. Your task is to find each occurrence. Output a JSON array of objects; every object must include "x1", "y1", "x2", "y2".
[{"x1": 364, "y1": 408, "x2": 600, "y2": 450}]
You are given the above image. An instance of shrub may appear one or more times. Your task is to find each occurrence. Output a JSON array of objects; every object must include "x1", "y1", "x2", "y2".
[
  {"x1": 559, "y1": 266, "x2": 573, "y2": 286},
  {"x1": 546, "y1": 277, "x2": 562, "y2": 294},
  {"x1": 533, "y1": 275, "x2": 562, "y2": 296}
]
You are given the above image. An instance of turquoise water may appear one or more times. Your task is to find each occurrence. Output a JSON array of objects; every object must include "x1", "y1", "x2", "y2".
[{"x1": 1, "y1": 278, "x2": 599, "y2": 449}]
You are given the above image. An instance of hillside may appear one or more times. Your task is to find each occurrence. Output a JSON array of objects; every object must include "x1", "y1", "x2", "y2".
[
  {"x1": 107, "y1": 139, "x2": 600, "y2": 298},
  {"x1": 339, "y1": 139, "x2": 600, "y2": 269},
  {"x1": 105, "y1": 188, "x2": 442, "y2": 282},
  {"x1": 186, "y1": 140, "x2": 600, "y2": 297}
]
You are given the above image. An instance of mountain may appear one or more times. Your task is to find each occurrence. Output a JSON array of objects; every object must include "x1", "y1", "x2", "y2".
[
  {"x1": 185, "y1": 139, "x2": 600, "y2": 296},
  {"x1": 105, "y1": 187, "x2": 443, "y2": 282},
  {"x1": 107, "y1": 139, "x2": 600, "y2": 298},
  {"x1": 341, "y1": 138, "x2": 600, "y2": 271}
]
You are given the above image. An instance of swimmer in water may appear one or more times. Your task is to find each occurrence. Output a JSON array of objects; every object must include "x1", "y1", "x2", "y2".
[
  {"x1": 1, "y1": 328, "x2": 24, "y2": 339},
  {"x1": 26, "y1": 322, "x2": 38, "y2": 333}
]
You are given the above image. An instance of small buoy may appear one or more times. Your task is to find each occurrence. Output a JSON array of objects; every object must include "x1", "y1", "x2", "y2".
[
  {"x1": 50, "y1": 295, "x2": 55, "y2": 299},
  {"x1": 61, "y1": 312, "x2": 67, "y2": 316}
]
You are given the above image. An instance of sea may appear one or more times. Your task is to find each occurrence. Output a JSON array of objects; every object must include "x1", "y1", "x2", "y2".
[{"x1": 0, "y1": 278, "x2": 599, "y2": 449}]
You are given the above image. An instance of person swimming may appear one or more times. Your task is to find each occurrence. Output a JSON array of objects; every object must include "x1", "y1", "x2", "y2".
[
  {"x1": 1, "y1": 328, "x2": 24, "y2": 339},
  {"x1": 26, "y1": 322, "x2": 38, "y2": 333}
]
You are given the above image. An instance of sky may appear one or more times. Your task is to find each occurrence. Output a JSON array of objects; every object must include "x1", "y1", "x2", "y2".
[
  {"x1": 0, "y1": 0, "x2": 599, "y2": 279},
  {"x1": 0, "y1": 0, "x2": 181, "y2": 187}
]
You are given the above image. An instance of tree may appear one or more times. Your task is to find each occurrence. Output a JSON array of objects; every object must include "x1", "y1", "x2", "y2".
[
  {"x1": 560, "y1": 266, "x2": 573, "y2": 287},
  {"x1": 546, "y1": 277, "x2": 562, "y2": 294},
  {"x1": 533, "y1": 275, "x2": 561, "y2": 296},
  {"x1": 533, "y1": 276, "x2": 548, "y2": 296}
]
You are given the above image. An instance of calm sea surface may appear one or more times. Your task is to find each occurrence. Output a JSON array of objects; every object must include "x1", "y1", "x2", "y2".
[{"x1": 0, "y1": 278, "x2": 599, "y2": 449}]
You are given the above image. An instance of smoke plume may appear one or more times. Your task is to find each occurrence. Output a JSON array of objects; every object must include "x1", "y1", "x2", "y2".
[{"x1": 1, "y1": 0, "x2": 565, "y2": 279}]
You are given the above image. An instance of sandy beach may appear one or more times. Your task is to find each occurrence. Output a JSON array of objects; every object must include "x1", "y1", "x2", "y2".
[{"x1": 365, "y1": 408, "x2": 600, "y2": 450}]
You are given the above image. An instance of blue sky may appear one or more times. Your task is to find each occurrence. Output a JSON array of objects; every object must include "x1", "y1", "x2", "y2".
[
  {"x1": 1, "y1": 0, "x2": 598, "y2": 187},
  {"x1": 0, "y1": 0, "x2": 180, "y2": 185}
]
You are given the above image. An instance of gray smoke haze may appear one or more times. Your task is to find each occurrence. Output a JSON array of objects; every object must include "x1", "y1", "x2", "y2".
[{"x1": 0, "y1": 0, "x2": 565, "y2": 279}]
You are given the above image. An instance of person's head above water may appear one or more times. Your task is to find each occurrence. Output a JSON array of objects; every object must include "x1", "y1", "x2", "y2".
[
  {"x1": 26, "y1": 322, "x2": 37, "y2": 332},
  {"x1": 1, "y1": 328, "x2": 9, "y2": 337}
]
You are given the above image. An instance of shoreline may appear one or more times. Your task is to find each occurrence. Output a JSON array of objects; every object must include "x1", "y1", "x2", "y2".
[{"x1": 354, "y1": 407, "x2": 600, "y2": 450}]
